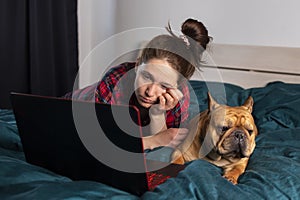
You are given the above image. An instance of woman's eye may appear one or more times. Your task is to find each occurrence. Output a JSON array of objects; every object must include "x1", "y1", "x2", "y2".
[
  {"x1": 160, "y1": 85, "x2": 168, "y2": 90},
  {"x1": 141, "y1": 72, "x2": 151, "y2": 80}
]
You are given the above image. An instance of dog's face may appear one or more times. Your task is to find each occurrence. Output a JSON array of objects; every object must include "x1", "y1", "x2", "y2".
[{"x1": 201, "y1": 93, "x2": 258, "y2": 163}]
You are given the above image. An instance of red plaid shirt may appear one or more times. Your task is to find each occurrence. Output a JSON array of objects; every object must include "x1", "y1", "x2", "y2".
[{"x1": 64, "y1": 62, "x2": 190, "y2": 128}]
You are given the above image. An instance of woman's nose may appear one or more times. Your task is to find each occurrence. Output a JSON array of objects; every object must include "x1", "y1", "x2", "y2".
[{"x1": 146, "y1": 83, "x2": 163, "y2": 97}]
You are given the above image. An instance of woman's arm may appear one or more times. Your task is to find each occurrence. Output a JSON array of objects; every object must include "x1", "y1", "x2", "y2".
[
  {"x1": 148, "y1": 88, "x2": 183, "y2": 134},
  {"x1": 142, "y1": 128, "x2": 189, "y2": 150},
  {"x1": 149, "y1": 107, "x2": 167, "y2": 134}
]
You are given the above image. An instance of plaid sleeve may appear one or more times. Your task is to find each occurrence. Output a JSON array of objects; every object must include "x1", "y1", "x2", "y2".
[
  {"x1": 63, "y1": 63, "x2": 135, "y2": 103},
  {"x1": 62, "y1": 82, "x2": 98, "y2": 101},
  {"x1": 165, "y1": 82, "x2": 190, "y2": 128},
  {"x1": 95, "y1": 63, "x2": 132, "y2": 104}
]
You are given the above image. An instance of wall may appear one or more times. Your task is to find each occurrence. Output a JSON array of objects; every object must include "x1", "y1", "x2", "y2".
[
  {"x1": 78, "y1": 0, "x2": 300, "y2": 88},
  {"x1": 114, "y1": 0, "x2": 300, "y2": 47},
  {"x1": 77, "y1": 0, "x2": 117, "y2": 87}
]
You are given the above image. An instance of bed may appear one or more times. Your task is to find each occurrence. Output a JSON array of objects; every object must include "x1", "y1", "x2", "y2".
[{"x1": 1, "y1": 79, "x2": 300, "y2": 199}]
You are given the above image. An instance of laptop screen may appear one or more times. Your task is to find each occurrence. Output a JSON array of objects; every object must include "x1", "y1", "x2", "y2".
[{"x1": 10, "y1": 93, "x2": 150, "y2": 195}]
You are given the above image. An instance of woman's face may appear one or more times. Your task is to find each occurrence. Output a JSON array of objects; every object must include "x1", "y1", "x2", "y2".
[{"x1": 134, "y1": 59, "x2": 179, "y2": 108}]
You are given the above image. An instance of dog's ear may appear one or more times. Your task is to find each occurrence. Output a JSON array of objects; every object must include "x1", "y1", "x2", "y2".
[
  {"x1": 242, "y1": 96, "x2": 254, "y2": 113},
  {"x1": 208, "y1": 92, "x2": 220, "y2": 111}
]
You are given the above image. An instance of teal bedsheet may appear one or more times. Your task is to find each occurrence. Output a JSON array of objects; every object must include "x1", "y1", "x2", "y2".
[{"x1": 1, "y1": 81, "x2": 300, "y2": 199}]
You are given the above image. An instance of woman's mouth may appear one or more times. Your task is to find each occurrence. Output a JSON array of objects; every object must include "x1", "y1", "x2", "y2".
[{"x1": 139, "y1": 96, "x2": 156, "y2": 104}]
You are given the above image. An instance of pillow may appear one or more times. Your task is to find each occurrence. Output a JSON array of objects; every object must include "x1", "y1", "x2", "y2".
[
  {"x1": 0, "y1": 109, "x2": 23, "y2": 151},
  {"x1": 188, "y1": 80, "x2": 244, "y2": 120},
  {"x1": 245, "y1": 82, "x2": 300, "y2": 132}
]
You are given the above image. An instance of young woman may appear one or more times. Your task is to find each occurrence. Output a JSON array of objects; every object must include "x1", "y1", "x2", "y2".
[{"x1": 64, "y1": 18, "x2": 212, "y2": 150}]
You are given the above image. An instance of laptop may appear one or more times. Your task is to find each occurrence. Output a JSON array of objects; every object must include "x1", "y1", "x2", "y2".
[{"x1": 10, "y1": 92, "x2": 186, "y2": 196}]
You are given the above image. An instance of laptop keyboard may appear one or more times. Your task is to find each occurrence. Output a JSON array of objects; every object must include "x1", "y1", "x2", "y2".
[{"x1": 146, "y1": 172, "x2": 171, "y2": 191}]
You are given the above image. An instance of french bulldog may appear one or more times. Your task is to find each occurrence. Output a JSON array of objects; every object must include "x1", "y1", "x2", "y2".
[{"x1": 172, "y1": 92, "x2": 258, "y2": 184}]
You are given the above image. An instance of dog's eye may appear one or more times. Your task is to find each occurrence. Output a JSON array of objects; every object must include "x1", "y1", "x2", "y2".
[
  {"x1": 219, "y1": 126, "x2": 229, "y2": 133},
  {"x1": 248, "y1": 130, "x2": 254, "y2": 135}
]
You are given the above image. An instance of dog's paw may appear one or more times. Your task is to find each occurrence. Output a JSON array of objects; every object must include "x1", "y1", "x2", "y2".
[
  {"x1": 171, "y1": 155, "x2": 185, "y2": 165},
  {"x1": 171, "y1": 150, "x2": 185, "y2": 164},
  {"x1": 223, "y1": 175, "x2": 238, "y2": 185}
]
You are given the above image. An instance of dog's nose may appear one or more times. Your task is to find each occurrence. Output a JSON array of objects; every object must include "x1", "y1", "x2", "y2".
[{"x1": 234, "y1": 131, "x2": 245, "y2": 141}]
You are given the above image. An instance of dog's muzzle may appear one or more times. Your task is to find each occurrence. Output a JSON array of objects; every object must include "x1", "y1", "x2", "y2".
[
  {"x1": 234, "y1": 130, "x2": 245, "y2": 142},
  {"x1": 220, "y1": 130, "x2": 249, "y2": 158}
]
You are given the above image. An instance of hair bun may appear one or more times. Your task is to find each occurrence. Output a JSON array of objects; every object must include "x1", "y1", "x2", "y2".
[{"x1": 181, "y1": 18, "x2": 211, "y2": 50}]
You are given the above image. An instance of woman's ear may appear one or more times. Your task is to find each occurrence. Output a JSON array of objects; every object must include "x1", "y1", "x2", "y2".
[
  {"x1": 135, "y1": 57, "x2": 141, "y2": 65},
  {"x1": 135, "y1": 58, "x2": 141, "y2": 72}
]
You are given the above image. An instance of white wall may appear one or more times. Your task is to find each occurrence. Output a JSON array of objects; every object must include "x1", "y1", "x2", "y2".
[
  {"x1": 114, "y1": 0, "x2": 300, "y2": 47},
  {"x1": 78, "y1": 0, "x2": 300, "y2": 88},
  {"x1": 77, "y1": 0, "x2": 117, "y2": 88},
  {"x1": 78, "y1": 0, "x2": 116, "y2": 63}
]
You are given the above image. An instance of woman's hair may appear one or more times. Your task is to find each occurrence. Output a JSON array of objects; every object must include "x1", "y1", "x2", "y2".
[{"x1": 137, "y1": 18, "x2": 212, "y2": 80}]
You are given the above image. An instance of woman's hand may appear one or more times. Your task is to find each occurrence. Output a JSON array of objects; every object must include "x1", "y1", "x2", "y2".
[
  {"x1": 150, "y1": 88, "x2": 184, "y2": 115},
  {"x1": 142, "y1": 128, "x2": 189, "y2": 150},
  {"x1": 148, "y1": 88, "x2": 183, "y2": 135}
]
